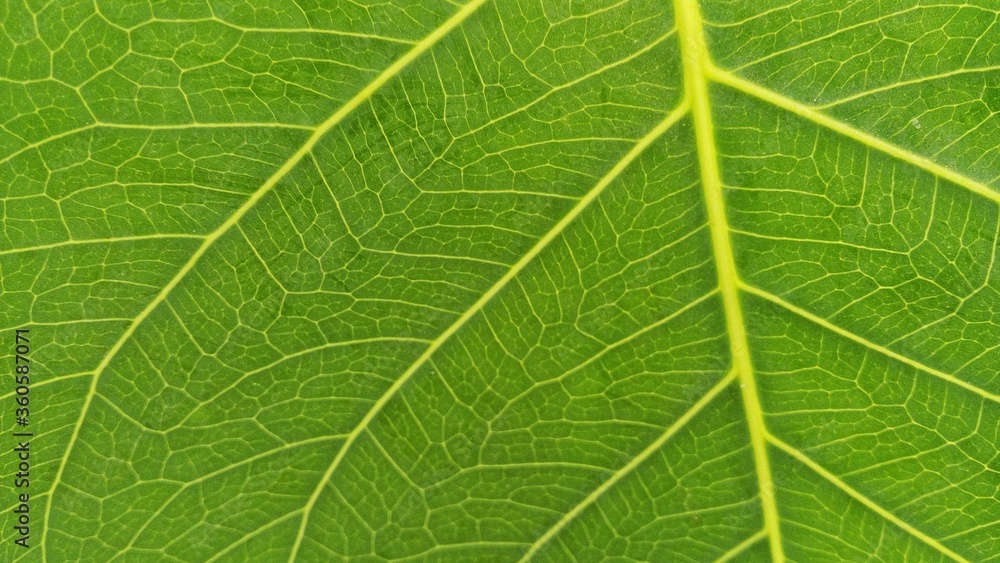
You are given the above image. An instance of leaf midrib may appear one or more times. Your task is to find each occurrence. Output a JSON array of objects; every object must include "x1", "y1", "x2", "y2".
[
  {"x1": 676, "y1": 4, "x2": 986, "y2": 562},
  {"x1": 512, "y1": 2, "x2": 997, "y2": 561},
  {"x1": 674, "y1": 0, "x2": 785, "y2": 560}
]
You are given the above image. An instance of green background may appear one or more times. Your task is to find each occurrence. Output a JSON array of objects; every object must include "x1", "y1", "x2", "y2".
[{"x1": 1, "y1": 0, "x2": 998, "y2": 560}]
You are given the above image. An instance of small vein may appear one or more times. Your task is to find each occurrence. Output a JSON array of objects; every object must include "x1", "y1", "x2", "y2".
[
  {"x1": 112, "y1": 435, "x2": 343, "y2": 558},
  {"x1": 816, "y1": 65, "x2": 1000, "y2": 109},
  {"x1": 0, "y1": 234, "x2": 204, "y2": 257}
]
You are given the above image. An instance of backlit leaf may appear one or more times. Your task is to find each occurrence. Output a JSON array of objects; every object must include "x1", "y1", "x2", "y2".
[{"x1": 1, "y1": 0, "x2": 997, "y2": 560}]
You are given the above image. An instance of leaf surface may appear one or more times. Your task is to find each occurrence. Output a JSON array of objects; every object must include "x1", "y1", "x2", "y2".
[{"x1": 1, "y1": 0, "x2": 998, "y2": 561}]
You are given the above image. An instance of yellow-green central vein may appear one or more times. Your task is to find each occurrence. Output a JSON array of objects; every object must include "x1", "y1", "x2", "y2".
[{"x1": 673, "y1": 0, "x2": 785, "y2": 560}]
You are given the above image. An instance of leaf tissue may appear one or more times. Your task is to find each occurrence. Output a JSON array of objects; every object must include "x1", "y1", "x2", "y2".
[{"x1": 1, "y1": 0, "x2": 998, "y2": 560}]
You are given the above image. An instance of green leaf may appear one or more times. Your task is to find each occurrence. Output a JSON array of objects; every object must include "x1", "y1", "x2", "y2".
[{"x1": 2, "y1": 0, "x2": 998, "y2": 560}]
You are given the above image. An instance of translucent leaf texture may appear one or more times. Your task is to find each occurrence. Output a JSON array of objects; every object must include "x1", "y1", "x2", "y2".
[{"x1": 2, "y1": 0, "x2": 999, "y2": 560}]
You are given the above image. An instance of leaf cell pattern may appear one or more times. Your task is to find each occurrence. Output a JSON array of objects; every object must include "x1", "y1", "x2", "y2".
[{"x1": 0, "y1": 0, "x2": 998, "y2": 561}]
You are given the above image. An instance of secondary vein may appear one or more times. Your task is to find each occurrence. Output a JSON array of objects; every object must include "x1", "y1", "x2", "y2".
[
  {"x1": 767, "y1": 434, "x2": 968, "y2": 563},
  {"x1": 519, "y1": 368, "x2": 738, "y2": 561},
  {"x1": 709, "y1": 66, "x2": 1000, "y2": 208},
  {"x1": 290, "y1": 100, "x2": 692, "y2": 561},
  {"x1": 38, "y1": 0, "x2": 492, "y2": 558},
  {"x1": 739, "y1": 283, "x2": 1000, "y2": 405}
]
